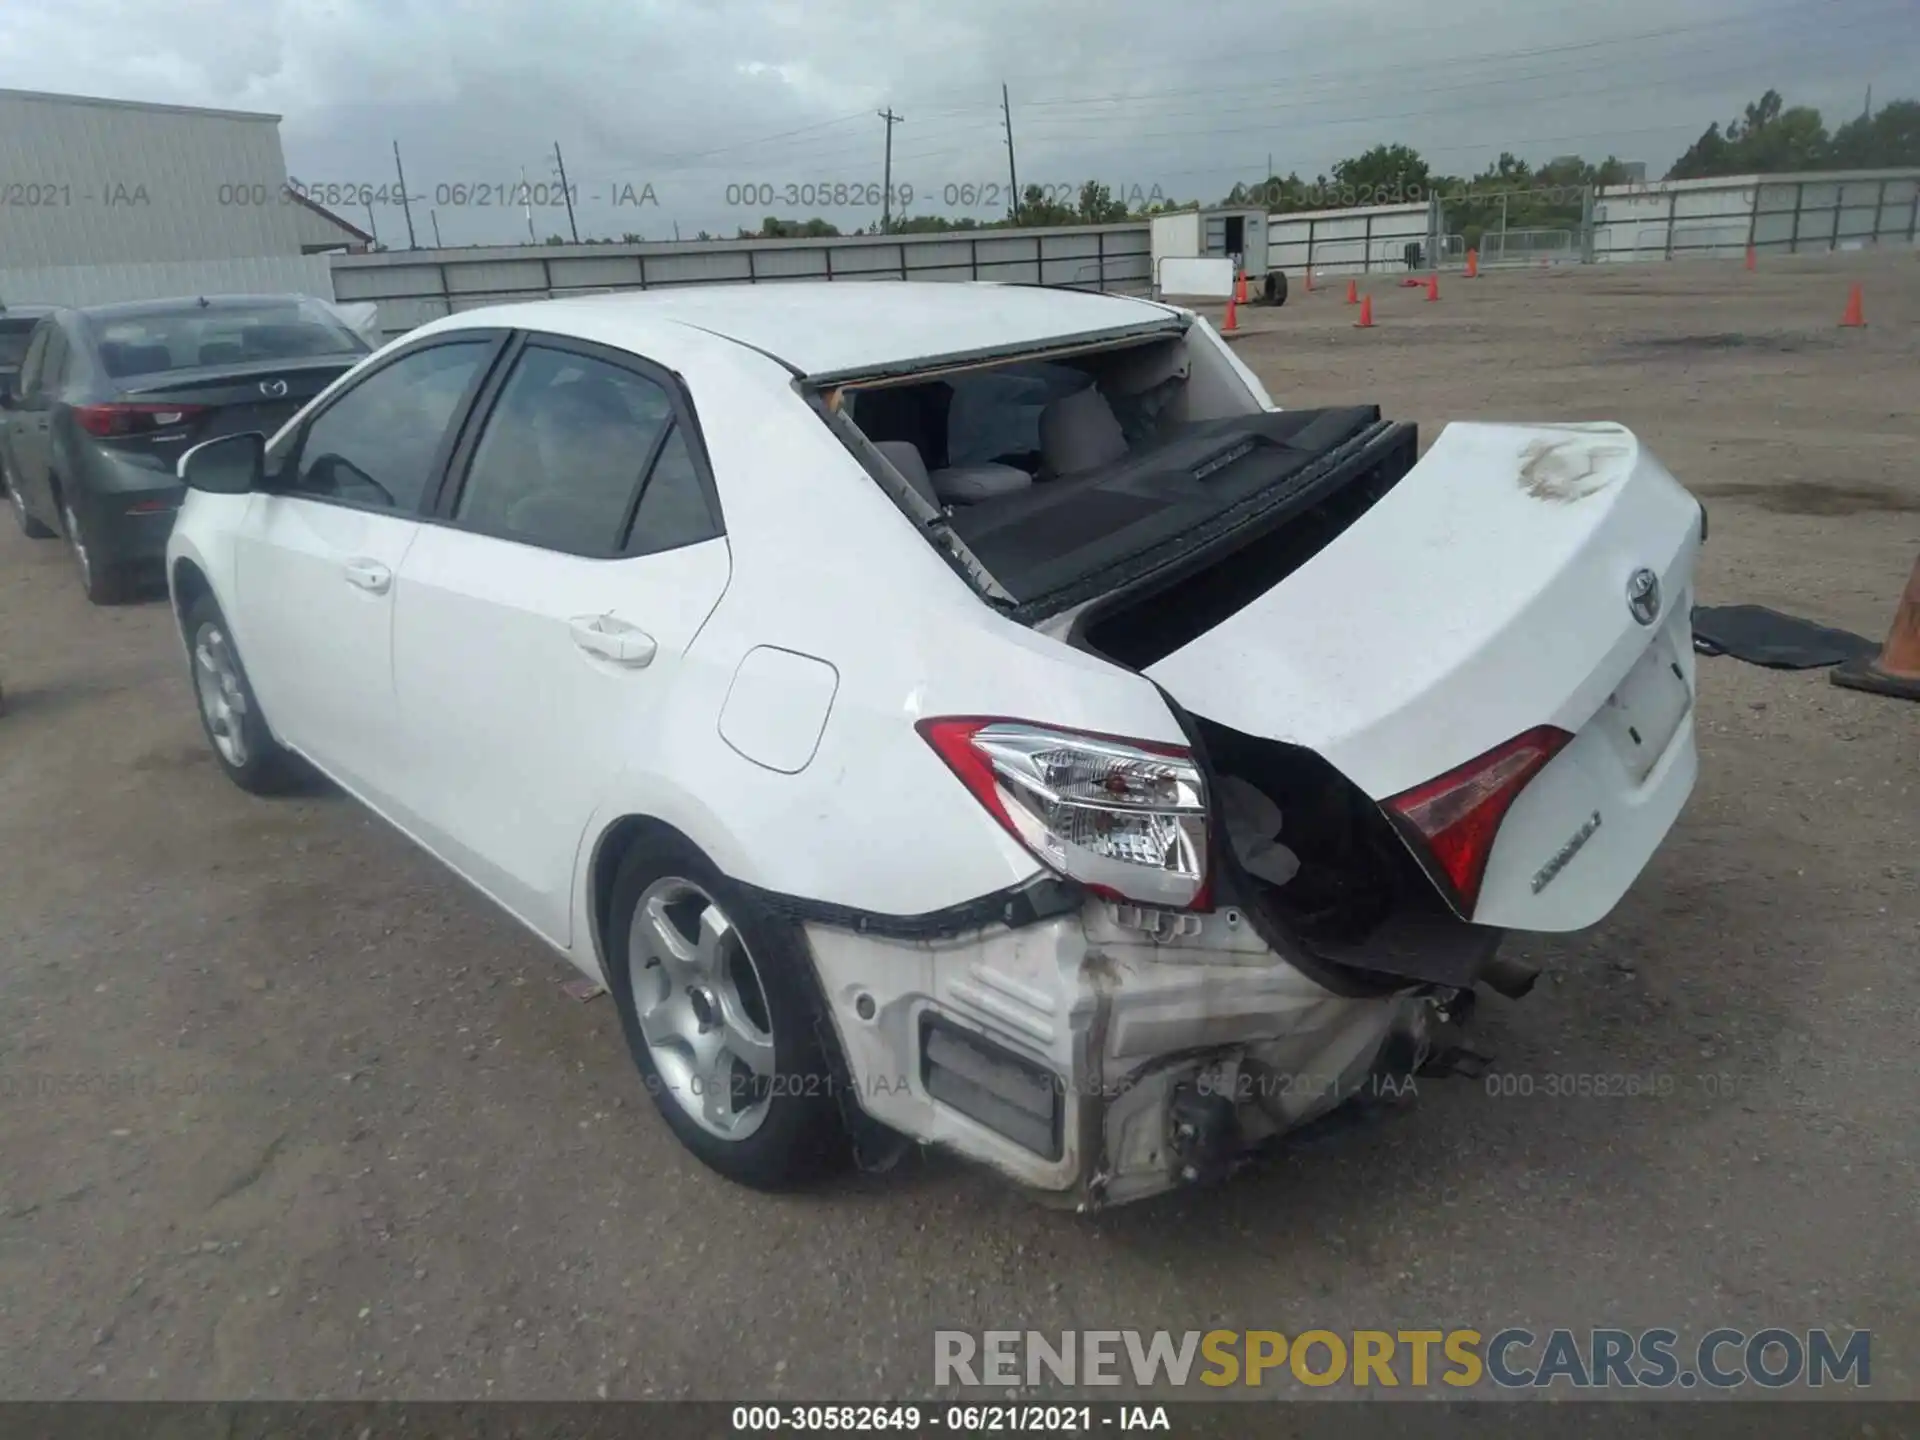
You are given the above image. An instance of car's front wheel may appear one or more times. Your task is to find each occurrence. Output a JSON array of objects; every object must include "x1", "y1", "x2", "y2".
[
  {"x1": 183, "y1": 593, "x2": 298, "y2": 794},
  {"x1": 605, "y1": 832, "x2": 848, "y2": 1189}
]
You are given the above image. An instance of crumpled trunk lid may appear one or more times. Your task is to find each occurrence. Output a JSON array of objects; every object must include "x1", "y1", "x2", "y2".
[{"x1": 1141, "y1": 420, "x2": 1704, "y2": 931}]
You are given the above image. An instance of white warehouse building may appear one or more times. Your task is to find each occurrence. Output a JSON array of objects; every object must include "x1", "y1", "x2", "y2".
[{"x1": 0, "y1": 87, "x2": 368, "y2": 308}]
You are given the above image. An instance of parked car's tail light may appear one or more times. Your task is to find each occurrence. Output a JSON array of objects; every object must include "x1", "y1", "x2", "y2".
[
  {"x1": 918, "y1": 718, "x2": 1210, "y2": 909},
  {"x1": 1384, "y1": 724, "x2": 1573, "y2": 914},
  {"x1": 74, "y1": 402, "x2": 207, "y2": 438}
]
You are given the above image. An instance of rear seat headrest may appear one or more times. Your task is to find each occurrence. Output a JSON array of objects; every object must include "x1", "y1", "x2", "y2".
[
  {"x1": 1040, "y1": 386, "x2": 1128, "y2": 476},
  {"x1": 872, "y1": 440, "x2": 939, "y2": 508}
]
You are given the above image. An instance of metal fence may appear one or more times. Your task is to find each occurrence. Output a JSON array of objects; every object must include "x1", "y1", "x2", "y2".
[
  {"x1": 1477, "y1": 227, "x2": 1578, "y2": 266},
  {"x1": 1592, "y1": 170, "x2": 1920, "y2": 262},
  {"x1": 1267, "y1": 201, "x2": 1433, "y2": 277},
  {"x1": 331, "y1": 224, "x2": 1151, "y2": 340}
]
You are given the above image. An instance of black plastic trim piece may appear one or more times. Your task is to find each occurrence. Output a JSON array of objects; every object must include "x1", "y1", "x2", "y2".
[
  {"x1": 1017, "y1": 418, "x2": 1414, "y2": 625},
  {"x1": 739, "y1": 873, "x2": 1083, "y2": 940}
]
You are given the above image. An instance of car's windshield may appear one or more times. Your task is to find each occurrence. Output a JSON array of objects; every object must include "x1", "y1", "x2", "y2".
[{"x1": 87, "y1": 299, "x2": 368, "y2": 379}]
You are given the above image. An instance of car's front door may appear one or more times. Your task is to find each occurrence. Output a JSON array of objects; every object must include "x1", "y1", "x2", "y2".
[
  {"x1": 234, "y1": 335, "x2": 501, "y2": 810},
  {"x1": 390, "y1": 335, "x2": 731, "y2": 945}
]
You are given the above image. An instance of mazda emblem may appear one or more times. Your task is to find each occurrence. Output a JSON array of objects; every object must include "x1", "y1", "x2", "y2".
[
  {"x1": 1627, "y1": 567, "x2": 1662, "y2": 626},
  {"x1": 259, "y1": 379, "x2": 289, "y2": 398}
]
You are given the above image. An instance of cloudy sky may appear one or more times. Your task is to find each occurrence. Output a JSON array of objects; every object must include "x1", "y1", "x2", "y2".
[{"x1": 0, "y1": 0, "x2": 1914, "y2": 246}]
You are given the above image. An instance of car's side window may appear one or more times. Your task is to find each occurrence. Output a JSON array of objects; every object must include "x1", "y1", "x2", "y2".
[
  {"x1": 283, "y1": 341, "x2": 490, "y2": 513},
  {"x1": 452, "y1": 345, "x2": 676, "y2": 556},
  {"x1": 626, "y1": 423, "x2": 722, "y2": 556}
]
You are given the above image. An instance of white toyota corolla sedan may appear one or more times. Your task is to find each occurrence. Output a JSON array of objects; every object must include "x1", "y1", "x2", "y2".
[{"x1": 167, "y1": 282, "x2": 1703, "y2": 1207}]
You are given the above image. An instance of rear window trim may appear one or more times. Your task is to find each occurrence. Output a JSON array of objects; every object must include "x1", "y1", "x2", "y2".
[{"x1": 800, "y1": 314, "x2": 1188, "y2": 391}]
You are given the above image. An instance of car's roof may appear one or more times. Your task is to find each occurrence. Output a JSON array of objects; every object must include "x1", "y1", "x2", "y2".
[
  {"x1": 0, "y1": 304, "x2": 56, "y2": 323},
  {"x1": 76, "y1": 294, "x2": 320, "y2": 321},
  {"x1": 437, "y1": 281, "x2": 1183, "y2": 382}
]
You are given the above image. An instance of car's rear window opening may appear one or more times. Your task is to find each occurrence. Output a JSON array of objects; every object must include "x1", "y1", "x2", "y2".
[
  {"x1": 832, "y1": 333, "x2": 1415, "y2": 615},
  {"x1": 86, "y1": 299, "x2": 367, "y2": 380}
]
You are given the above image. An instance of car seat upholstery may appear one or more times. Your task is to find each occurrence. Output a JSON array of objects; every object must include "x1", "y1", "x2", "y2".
[
  {"x1": 1039, "y1": 385, "x2": 1129, "y2": 476},
  {"x1": 872, "y1": 441, "x2": 940, "y2": 508},
  {"x1": 928, "y1": 463, "x2": 1032, "y2": 504}
]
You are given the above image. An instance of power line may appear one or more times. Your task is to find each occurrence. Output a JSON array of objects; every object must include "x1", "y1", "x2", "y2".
[{"x1": 624, "y1": 4, "x2": 1900, "y2": 179}]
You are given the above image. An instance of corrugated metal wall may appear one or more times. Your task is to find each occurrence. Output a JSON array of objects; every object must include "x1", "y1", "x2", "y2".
[
  {"x1": 0, "y1": 88, "x2": 317, "y2": 268},
  {"x1": 1266, "y1": 202, "x2": 1433, "y2": 276},
  {"x1": 0, "y1": 255, "x2": 337, "y2": 309},
  {"x1": 1591, "y1": 169, "x2": 1920, "y2": 261},
  {"x1": 330, "y1": 224, "x2": 1152, "y2": 338}
]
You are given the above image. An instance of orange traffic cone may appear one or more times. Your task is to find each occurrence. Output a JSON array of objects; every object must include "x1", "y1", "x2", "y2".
[
  {"x1": 1426, "y1": 274, "x2": 1440, "y2": 301},
  {"x1": 1465, "y1": 249, "x2": 1479, "y2": 278},
  {"x1": 1345, "y1": 278, "x2": 1359, "y2": 305},
  {"x1": 1354, "y1": 295, "x2": 1374, "y2": 329},
  {"x1": 1840, "y1": 283, "x2": 1866, "y2": 327},
  {"x1": 1222, "y1": 295, "x2": 1239, "y2": 334},
  {"x1": 1744, "y1": 245, "x2": 1756, "y2": 271},
  {"x1": 1831, "y1": 551, "x2": 1920, "y2": 701},
  {"x1": 1234, "y1": 270, "x2": 1248, "y2": 304}
]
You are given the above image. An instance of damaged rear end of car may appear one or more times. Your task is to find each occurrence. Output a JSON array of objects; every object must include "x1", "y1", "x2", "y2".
[{"x1": 790, "y1": 297, "x2": 1703, "y2": 1206}]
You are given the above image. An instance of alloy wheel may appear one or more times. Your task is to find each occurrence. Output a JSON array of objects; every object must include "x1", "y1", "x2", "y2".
[
  {"x1": 628, "y1": 877, "x2": 778, "y2": 1141},
  {"x1": 192, "y1": 622, "x2": 252, "y2": 768}
]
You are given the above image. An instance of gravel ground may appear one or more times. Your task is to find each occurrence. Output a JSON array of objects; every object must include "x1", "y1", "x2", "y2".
[{"x1": 1, "y1": 251, "x2": 1916, "y2": 1401}]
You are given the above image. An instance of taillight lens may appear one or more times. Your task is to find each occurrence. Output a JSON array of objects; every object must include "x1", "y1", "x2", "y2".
[
  {"x1": 74, "y1": 403, "x2": 207, "y2": 438},
  {"x1": 1385, "y1": 725, "x2": 1572, "y2": 914},
  {"x1": 919, "y1": 718, "x2": 1210, "y2": 909}
]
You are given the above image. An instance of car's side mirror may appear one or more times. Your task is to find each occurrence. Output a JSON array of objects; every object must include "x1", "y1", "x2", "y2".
[{"x1": 179, "y1": 432, "x2": 265, "y2": 494}]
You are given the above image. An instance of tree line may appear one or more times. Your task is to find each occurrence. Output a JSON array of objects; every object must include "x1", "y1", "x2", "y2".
[{"x1": 718, "y1": 87, "x2": 1916, "y2": 244}]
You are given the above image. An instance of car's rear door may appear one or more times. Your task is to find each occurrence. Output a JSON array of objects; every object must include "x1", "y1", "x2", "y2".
[
  {"x1": 389, "y1": 333, "x2": 731, "y2": 947},
  {"x1": 234, "y1": 334, "x2": 504, "y2": 810}
]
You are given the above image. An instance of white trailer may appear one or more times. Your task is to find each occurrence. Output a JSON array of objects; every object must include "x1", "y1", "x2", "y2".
[{"x1": 1150, "y1": 206, "x2": 1286, "y2": 305}]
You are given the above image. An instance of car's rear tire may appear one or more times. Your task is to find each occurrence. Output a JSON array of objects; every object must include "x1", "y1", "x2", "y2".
[
  {"x1": 182, "y1": 593, "x2": 299, "y2": 794},
  {"x1": 4, "y1": 464, "x2": 55, "y2": 539},
  {"x1": 61, "y1": 497, "x2": 132, "y2": 605},
  {"x1": 604, "y1": 832, "x2": 848, "y2": 1189}
]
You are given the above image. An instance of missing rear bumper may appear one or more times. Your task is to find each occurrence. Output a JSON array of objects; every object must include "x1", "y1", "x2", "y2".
[{"x1": 801, "y1": 900, "x2": 1470, "y2": 1207}]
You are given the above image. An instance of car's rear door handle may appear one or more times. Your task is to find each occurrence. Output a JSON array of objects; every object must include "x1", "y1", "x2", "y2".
[
  {"x1": 569, "y1": 614, "x2": 657, "y2": 668},
  {"x1": 344, "y1": 558, "x2": 392, "y2": 594}
]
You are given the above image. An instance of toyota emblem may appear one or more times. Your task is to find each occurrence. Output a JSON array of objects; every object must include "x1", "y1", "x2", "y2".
[
  {"x1": 259, "y1": 379, "x2": 289, "y2": 398},
  {"x1": 1627, "y1": 567, "x2": 1662, "y2": 626}
]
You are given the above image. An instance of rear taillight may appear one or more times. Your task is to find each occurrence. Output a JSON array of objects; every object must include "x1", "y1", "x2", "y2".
[
  {"x1": 919, "y1": 718, "x2": 1210, "y2": 909},
  {"x1": 1385, "y1": 725, "x2": 1572, "y2": 914},
  {"x1": 74, "y1": 403, "x2": 207, "y2": 438}
]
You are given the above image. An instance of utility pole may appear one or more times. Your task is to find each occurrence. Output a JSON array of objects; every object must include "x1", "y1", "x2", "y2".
[
  {"x1": 392, "y1": 140, "x2": 417, "y2": 248},
  {"x1": 1002, "y1": 84, "x2": 1019, "y2": 223},
  {"x1": 521, "y1": 165, "x2": 536, "y2": 243},
  {"x1": 364, "y1": 200, "x2": 379, "y2": 249},
  {"x1": 877, "y1": 108, "x2": 903, "y2": 232},
  {"x1": 430, "y1": 209, "x2": 442, "y2": 248},
  {"x1": 553, "y1": 141, "x2": 579, "y2": 243}
]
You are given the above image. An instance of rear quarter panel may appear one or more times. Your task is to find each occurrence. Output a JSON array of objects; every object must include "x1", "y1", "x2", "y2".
[{"x1": 557, "y1": 322, "x2": 1186, "y2": 926}]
